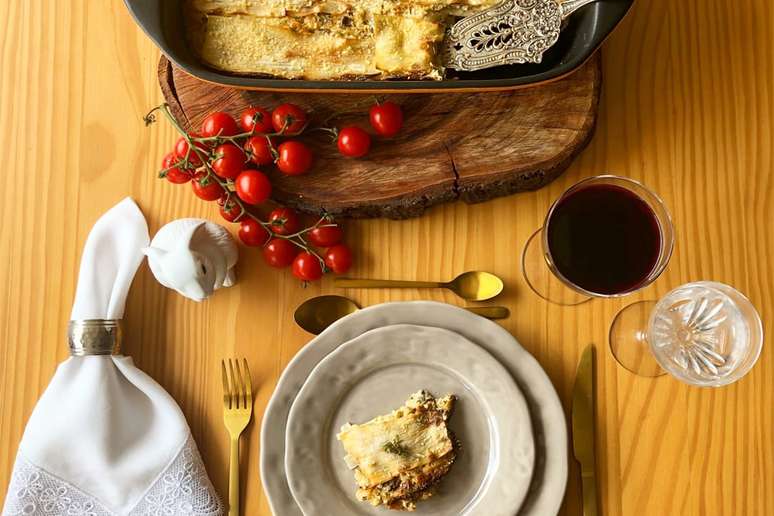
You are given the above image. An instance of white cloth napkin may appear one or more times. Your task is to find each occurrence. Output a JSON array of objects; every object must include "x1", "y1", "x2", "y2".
[{"x1": 2, "y1": 198, "x2": 222, "y2": 516}]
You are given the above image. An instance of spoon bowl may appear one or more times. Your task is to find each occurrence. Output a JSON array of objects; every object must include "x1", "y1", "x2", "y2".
[
  {"x1": 294, "y1": 295, "x2": 360, "y2": 335},
  {"x1": 447, "y1": 271, "x2": 504, "y2": 301}
]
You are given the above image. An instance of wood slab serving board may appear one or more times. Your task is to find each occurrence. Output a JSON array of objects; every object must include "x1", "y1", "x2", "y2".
[{"x1": 158, "y1": 54, "x2": 601, "y2": 219}]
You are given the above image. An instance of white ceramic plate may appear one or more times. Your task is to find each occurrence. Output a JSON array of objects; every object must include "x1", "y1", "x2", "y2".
[
  {"x1": 285, "y1": 324, "x2": 535, "y2": 516},
  {"x1": 260, "y1": 301, "x2": 568, "y2": 516}
]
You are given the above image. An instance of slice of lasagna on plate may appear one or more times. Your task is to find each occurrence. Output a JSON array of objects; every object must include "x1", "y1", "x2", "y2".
[{"x1": 337, "y1": 390, "x2": 458, "y2": 511}]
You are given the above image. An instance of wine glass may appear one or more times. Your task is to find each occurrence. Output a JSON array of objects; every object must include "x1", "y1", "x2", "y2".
[
  {"x1": 610, "y1": 281, "x2": 763, "y2": 384},
  {"x1": 521, "y1": 175, "x2": 675, "y2": 305}
]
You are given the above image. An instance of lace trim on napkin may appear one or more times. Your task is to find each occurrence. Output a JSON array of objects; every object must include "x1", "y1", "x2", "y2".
[{"x1": 3, "y1": 436, "x2": 223, "y2": 516}]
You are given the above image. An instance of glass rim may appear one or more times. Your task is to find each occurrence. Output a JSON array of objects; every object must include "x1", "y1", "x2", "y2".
[{"x1": 541, "y1": 174, "x2": 676, "y2": 299}]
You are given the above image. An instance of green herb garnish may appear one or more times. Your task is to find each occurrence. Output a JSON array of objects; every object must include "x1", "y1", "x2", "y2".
[{"x1": 382, "y1": 437, "x2": 411, "y2": 457}]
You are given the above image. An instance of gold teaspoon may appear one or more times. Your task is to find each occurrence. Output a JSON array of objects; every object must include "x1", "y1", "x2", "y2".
[
  {"x1": 333, "y1": 271, "x2": 504, "y2": 301},
  {"x1": 294, "y1": 295, "x2": 510, "y2": 335}
]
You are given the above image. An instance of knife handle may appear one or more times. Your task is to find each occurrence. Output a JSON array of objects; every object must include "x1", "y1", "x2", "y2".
[{"x1": 581, "y1": 472, "x2": 598, "y2": 516}]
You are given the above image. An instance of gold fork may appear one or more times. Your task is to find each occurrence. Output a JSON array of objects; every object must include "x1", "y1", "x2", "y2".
[{"x1": 221, "y1": 359, "x2": 253, "y2": 516}]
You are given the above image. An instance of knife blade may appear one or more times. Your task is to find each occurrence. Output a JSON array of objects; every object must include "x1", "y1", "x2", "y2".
[{"x1": 572, "y1": 344, "x2": 598, "y2": 516}]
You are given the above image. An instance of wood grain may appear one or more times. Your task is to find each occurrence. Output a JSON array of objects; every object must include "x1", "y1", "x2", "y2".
[
  {"x1": 160, "y1": 55, "x2": 600, "y2": 218},
  {"x1": 0, "y1": 1, "x2": 772, "y2": 515}
]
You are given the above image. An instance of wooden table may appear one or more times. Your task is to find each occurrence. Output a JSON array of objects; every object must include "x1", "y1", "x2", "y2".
[{"x1": 0, "y1": 1, "x2": 771, "y2": 515}]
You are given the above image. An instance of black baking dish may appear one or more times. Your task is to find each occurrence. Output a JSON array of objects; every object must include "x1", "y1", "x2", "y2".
[{"x1": 124, "y1": 0, "x2": 633, "y2": 92}]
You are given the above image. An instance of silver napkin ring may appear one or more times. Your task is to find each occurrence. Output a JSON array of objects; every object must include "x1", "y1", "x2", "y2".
[{"x1": 67, "y1": 319, "x2": 122, "y2": 356}]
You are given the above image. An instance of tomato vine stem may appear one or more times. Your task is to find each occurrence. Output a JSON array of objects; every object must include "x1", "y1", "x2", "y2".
[{"x1": 144, "y1": 103, "x2": 332, "y2": 270}]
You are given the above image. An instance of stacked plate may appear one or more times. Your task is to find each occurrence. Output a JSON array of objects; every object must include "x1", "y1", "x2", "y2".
[{"x1": 261, "y1": 301, "x2": 568, "y2": 516}]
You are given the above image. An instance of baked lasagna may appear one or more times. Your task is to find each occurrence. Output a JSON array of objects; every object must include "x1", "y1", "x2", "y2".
[
  {"x1": 337, "y1": 390, "x2": 458, "y2": 511},
  {"x1": 183, "y1": 0, "x2": 499, "y2": 80}
]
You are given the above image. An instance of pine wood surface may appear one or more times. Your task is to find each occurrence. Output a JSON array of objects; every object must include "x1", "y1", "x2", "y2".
[
  {"x1": 0, "y1": 1, "x2": 772, "y2": 515},
  {"x1": 158, "y1": 54, "x2": 600, "y2": 219}
]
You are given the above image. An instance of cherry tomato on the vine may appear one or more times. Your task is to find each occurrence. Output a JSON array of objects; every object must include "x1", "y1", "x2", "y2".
[
  {"x1": 369, "y1": 101, "x2": 403, "y2": 137},
  {"x1": 244, "y1": 136, "x2": 276, "y2": 166},
  {"x1": 324, "y1": 244, "x2": 353, "y2": 274},
  {"x1": 263, "y1": 238, "x2": 299, "y2": 268},
  {"x1": 174, "y1": 136, "x2": 206, "y2": 167},
  {"x1": 277, "y1": 140, "x2": 313, "y2": 176},
  {"x1": 307, "y1": 225, "x2": 342, "y2": 247},
  {"x1": 161, "y1": 152, "x2": 191, "y2": 184},
  {"x1": 238, "y1": 218, "x2": 270, "y2": 247},
  {"x1": 337, "y1": 126, "x2": 371, "y2": 158},
  {"x1": 191, "y1": 173, "x2": 224, "y2": 201},
  {"x1": 239, "y1": 106, "x2": 273, "y2": 134},
  {"x1": 211, "y1": 143, "x2": 246, "y2": 179},
  {"x1": 268, "y1": 207, "x2": 301, "y2": 235},
  {"x1": 292, "y1": 252, "x2": 324, "y2": 281},
  {"x1": 200, "y1": 111, "x2": 239, "y2": 138},
  {"x1": 235, "y1": 169, "x2": 272, "y2": 205},
  {"x1": 271, "y1": 103, "x2": 307, "y2": 135},
  {"x1": 217, "y1": 196, "x2": 243, "y2": 222}
]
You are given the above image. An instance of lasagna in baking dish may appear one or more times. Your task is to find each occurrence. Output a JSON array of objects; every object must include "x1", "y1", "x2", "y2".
[
  {"x1": 183, "y1": 0, "x2": 499, "y2": 80},
  {"x1": 337, "y1": 390, "x2": 458, "y2": 511}
]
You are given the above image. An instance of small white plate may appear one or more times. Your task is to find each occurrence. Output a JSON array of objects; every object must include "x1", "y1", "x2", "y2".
[
  {"x1": 260, "y1": 301, "x2": 568, "y2": 516},
  {"x1": 285, "y1": 324, "x2": 535, "y2": 516}
]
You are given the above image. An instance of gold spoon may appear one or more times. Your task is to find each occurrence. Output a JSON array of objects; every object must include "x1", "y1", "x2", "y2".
[
  {"x1": 333, "y1": 271, "x2": 504, "y2": 301},
  {"x1": 295, "y1": 295, "x2": 510, "y2": 335}
]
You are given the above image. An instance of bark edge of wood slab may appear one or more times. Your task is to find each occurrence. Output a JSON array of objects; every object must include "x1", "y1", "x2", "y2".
[{"x1": 158, "y1": 54, "x2": 601, "y2": 219}]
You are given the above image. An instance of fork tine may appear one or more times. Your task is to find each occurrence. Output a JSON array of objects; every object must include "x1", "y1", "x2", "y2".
[
  {"x1": 230, "y1": 360, "x2": 236, "y2": 409},
  {"x1": 243, "y1": 359, "x2": 253, "y2": 405},
  {"x1": 221, "y1": 360, "x2": 231, "y2": 409},
  {"x1": 234, "y1": 359, "x2": 245, "y2": 409},
  {"x1": 228, "y1": 359, "x2": 240, "y2": 409}
]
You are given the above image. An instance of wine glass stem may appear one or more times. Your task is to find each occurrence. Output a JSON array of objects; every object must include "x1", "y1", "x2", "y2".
[{"x1": 609, "y1": 301, "x2": 666, "y2": 377}]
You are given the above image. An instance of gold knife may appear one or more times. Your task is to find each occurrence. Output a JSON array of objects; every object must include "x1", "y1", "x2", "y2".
[{"x1": 572, "y1": 344, "x2": 598, "y2": 516}]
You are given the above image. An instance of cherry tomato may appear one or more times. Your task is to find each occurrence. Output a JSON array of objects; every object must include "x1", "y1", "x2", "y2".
[
  {"x1": 239, "y1": 106, "x2": 273, "y2": 133},
  {"x1": 263, "y1": 238, "x2": 299, "y2": 268},
  {"x1": 235, "y1": 169, "x2": 272, "y2": 205},
  {"x1": 174, "y1": 136, "x2": 206, "y2": 167},
  {"x1": 217, "y1": 196, "x2": 243, "y2": 222},
  {"x1": 191, "y1": 173, "x2": 225, "y2": 201},
  {"x1": 268, "y1": 207, "x2": 301, "y2": 235},
  {"x1": 369, "y1": 101, "x2": 403, "y2": 137},
  {"x1": 211, "y1": 143, "x2": 245, "y2": 179},
  {"x1": 200, "y1": 111, "x2": 239, "y2": 138},
  {"x1": 324, "y1": 244, "x2": 353, "y2": 274},
  {"x1": 161, "y1": 152, "x2": 191, "y2": 184},
  {"x1": 307, "y1": 225, "x2": 342, "y2": 247},
  {"x1": 292, "y1": 252, "x2": 324, "y2": 281},
  {"x1": 238, "y1": 218, "x2": 270, "y2": 247},
  {"x1": 244, "y1": 136, "x2": 276, "y2": 166},
  {"x1": 277, "y1": 140, "x2": 313, "y2": 176},
  {"x1": 271, "y1": 103, "x2": 307, "y2": 135},
  {"x1": 337, "y1": 126, "x2": 371, "y2": 158}
]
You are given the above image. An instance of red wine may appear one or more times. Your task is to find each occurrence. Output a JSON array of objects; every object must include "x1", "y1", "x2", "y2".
[{"x1": 546, "y1": 184, "x2": 662, "y2": 295}]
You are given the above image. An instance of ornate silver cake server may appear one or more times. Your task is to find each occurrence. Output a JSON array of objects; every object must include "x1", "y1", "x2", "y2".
[{"x1": 443, "y1": 0, "x2": 597, "y2": 71}]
